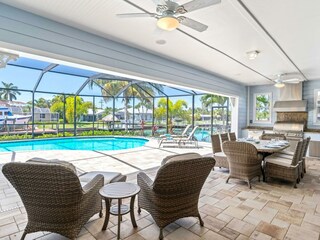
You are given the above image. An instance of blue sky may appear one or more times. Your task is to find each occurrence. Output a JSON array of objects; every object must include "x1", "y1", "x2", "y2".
[{"x1": 0, "y1": 58, "x2": 205, "y2": 109}]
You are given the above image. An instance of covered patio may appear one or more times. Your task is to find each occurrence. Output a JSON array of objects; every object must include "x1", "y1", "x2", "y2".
[{"x1": 0, "y1": 142, "x2": 320, "y2": 240}]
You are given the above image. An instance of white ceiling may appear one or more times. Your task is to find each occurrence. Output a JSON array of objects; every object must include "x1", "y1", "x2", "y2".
[{"x1": 0, "y1": 0, "x2": 319, "y2": 85}]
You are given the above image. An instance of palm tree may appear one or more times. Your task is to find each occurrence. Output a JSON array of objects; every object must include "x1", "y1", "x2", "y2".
[
  {"x1": 155, "y1": 98, "x2": 189, "y2": 133},
  {"x1": 200, "y1": 94, "x2": 228, "y2": 109},
  {"x1": 200, "y1": 94, "x2": 229, "y2": 126},
  {"x1": 89, "y1": 79, "x2": 160, "y2": 130},
  {"x1": 0, "y1": 82, "x2": 21, "y2": 101}
]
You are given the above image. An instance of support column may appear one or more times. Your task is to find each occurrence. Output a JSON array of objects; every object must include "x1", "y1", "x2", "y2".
[
  {"x1": 112, "y1": 97, "x2": 115, "y2": 134},
  {"x1": 192, "y1": 95, "x2": 195, "y2": 129},
  {"x1": 152, "y1": 98, "x2": 155, "y2": 136},
  {"x1": 166, "y1": 97, "x2": 169, "y2": 134},
  {"x1": 63, "y1": 95, "x2": 66, "y2": 137},
  {"x1": 93, "y1": 96, "x2": 95, "y2": 135},
  {"x1": 31, "y1": 92, "x2": 35, "y2": 139},
  {"x1": 74, "y1": 96, "x2": 77, "y2": 136}
]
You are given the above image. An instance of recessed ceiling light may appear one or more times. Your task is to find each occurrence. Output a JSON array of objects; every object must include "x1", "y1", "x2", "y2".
[
  {"x1": 156, "y1": 39, "x2": 166, "y2": 45},
  {"x1": 246, "y1": 50, "x2": 260, "y2": 60}
]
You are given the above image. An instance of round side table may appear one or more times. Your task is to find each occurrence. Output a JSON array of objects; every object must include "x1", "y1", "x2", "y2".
[{"x1": 99, "y1": 182, "x2": 140, "y2": 240}]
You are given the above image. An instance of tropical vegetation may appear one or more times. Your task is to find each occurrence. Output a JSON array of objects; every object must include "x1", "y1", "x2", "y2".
[{"x1": 0, "y1": 82, "x2": 21, "y2": 101}]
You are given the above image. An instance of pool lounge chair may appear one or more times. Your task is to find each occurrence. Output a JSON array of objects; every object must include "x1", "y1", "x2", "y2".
[
  {"x1": 159, "y1": 126, "x2": 199, "y2": 148},
  {"x1": 159, "y1": 124, "x2": 192, "y2": 139}
]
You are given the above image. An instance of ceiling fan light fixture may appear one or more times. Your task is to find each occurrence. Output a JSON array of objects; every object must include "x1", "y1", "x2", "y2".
[
  {"x1": 246, "y1": 50, "x2": 260, "y2": 60},
  {"x1": 274, "y1": 80, "x2": 285, "y2": 88},
  {"x1": 0, "y1": 51, "x2": 19, "y2": 68},
  {"x1": 157, "y1": 16, "x2": 179, "y2": 31}
]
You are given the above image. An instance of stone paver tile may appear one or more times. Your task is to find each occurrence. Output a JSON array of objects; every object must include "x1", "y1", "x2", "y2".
[
  {"x1": 250, "y1": 230, "x2": 272, "y2": 240},
  {"x1": 243, "y1": 215, "x2": 261, "y2": 226},
  {"x1": 188, "y1": 223, "x2": 209, "y2": 236},
  {"x1": 242, "y1": 198, "x2": 267, "y2": 210},
  {"x1": 166, "y1": 227, "x2": 200, "y2": 240},
  {"x1": 0, "y1": 236, "x2": 9, "y2": 240},
  {"x1": 276, "y1": 209, "x2": 304, "y2": 225},
  {"x1": 258, "y1": 193, "x2": 280, "y2": 202},
  {"x1": 201, "y1": 230, "x2": 229, "y2": 240},
  {"x1": 271, "y1": 218, "x2": 290, "y2": 229},
  {"x1": 199, "y1": 204, "x2": 222, "y2": 217},
  {"x1": 256, "y1": 221, "x2": 287, "y2": 239},
  {"x1": 138, "y1": 224, "x2": 169, "y2": 240},
  {"x1": 9, "y1": 231, "x2": 44, "y2": 240},
  {"x1": 236, "y1": 191, "x2": 260, "y2": 200},
  {"x1": 0, "y1": 222, "x2": 19, "y2": 238},
  {"x1": 218, "y1": 227, "x2": 240, "y2": 239},
  {"x1": 215, "y1": 213, "x2": 234, "y2": 223},
  {"x1": 264, "y1": 201, "x2": 290, "y2": 213},
  {"x1": 76, "y1": 233, "x2": 95, "y2": 240},
  {"x1": 223, "y1": 206, "x2": 250, "y2": 220},
  {"x1": 93, "y1": 230, "x2": 116, "y2": 240},
  {"x1": 214, "y1": 196, "x2": 242, "y2": 210},
  {"x1": 124, "y1": 233, "x2": 146, "y2": 240},
  {"x1": 303, "y1": 213, "x2": 320, "y2": 227},
  {"x1": 290, "y1": 203, "x2": 316, "y2": 214},
  {"x1": 0, "y1": 216, "x2": 14, "y2": 227},
  {"x1": 175, "y1": 217, "x2": 198, "y2": 229},
  {"x1": 285, "y1": 224, "x2": 319, "y2": 240},
  {"x1": 236, "y1": 234, "x2": 250, "y2": 240},
  {"x1": 247, "y1": 207, "x2": 278, "y2": 223},
  {"x1": 202, "y1": 215, "x2": 226, "y2": 232},
  {"x1": 301, "y1": 221, "x2": 320, "y2": 233},
  {"x1": 280, "y1": 194, "x2": 303, "y2": 204},
  {"x1": 226, "y1": 218, "x2": 255, "y2": 236},
  {"x1": 199, "y1": 196, "x2": 219, "y2": 205}
]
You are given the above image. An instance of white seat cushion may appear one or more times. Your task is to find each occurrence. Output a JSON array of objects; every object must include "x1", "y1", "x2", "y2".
[
  {"x1": 265, "y1": 156, "x2": 293, "y2": 167},
  {"x1": 213, "y1": 152, "x2": 226, "y2": 158},
  {"x1": 79, "y1": 171, "x2": 121, "y2": 186}
]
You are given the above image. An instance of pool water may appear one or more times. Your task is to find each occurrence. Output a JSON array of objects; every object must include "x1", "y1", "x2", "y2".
[{"x1": 0, "y1": 137, "x2": 148, "y2": 152}]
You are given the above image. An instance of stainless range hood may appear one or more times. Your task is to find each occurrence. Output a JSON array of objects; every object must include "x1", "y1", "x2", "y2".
[{"x1": 273, "y1": 83, "x2": 307, "y2": 112}]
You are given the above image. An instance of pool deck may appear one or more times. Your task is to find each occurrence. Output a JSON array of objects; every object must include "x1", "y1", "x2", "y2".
[{"x1": 0, "y1": 138, "x2": 320, "y2": 240}]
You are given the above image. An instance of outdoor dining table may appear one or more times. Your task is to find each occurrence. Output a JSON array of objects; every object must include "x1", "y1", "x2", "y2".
[
  {"x1": 249, "y1": 139, "x2": 290, "y2": 153},
  {"x1": 237, "y1": 139, "x2": 290, "y2": 181}
]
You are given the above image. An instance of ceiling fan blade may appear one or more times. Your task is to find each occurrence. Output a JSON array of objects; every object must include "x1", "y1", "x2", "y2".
[
  {"x1": 283, "y1": 78, "x2": 302, "y2": 84},
  {"x1": 179, "y1": 17, "x2": 208, "y2": 32},
  {"x1": 181, "y1": 0, "x2": 221, "y2": 13},
  {"x1": 117, "y1": 13, "x2": 156, "y2": 18}
]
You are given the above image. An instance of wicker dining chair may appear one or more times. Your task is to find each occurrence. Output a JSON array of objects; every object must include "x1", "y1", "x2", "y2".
[
  {"x1": 211, "y1": 134, "x2": 229, "y2": 169},
  {"x1": 264, "y1": 140, "x2": 303, "y2": 188},
  {"x1": 228, "y1": 132, "x2": 237, "y2": 141},
  {"x1": 260, "y1": 133, "x2": 286, "y2": 140},
  {"x1": 137, "y1": 154, "x2": 215, "y2": 239},
  {"x1": 222, "y1": 141, "x2": 263, "y2": 189},
  {"x1": 220, "y1": 133, "x2": 229, "y2": 143},
  {"x1": 2, "y1": 161, "x2": 104, "y2": 240}
]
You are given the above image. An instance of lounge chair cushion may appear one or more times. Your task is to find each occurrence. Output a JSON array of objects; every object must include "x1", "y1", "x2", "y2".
[
  {"x1": 27, "y1": 158, "x2": 77, "y2": 174},
  {"x1": 27, "y1": 158, "x2": 126, "y2": 186},
  {"x1": 161, "y1": 152, "x2": 202, "y2": 165},
  {"x1": 79, "y1": 171, "x2": 124, "y2": 186}
]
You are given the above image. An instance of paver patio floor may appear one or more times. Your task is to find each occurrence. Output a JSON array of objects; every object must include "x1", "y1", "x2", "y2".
[{"x1": 0, "y1": 139, "x2": 320, "y2": 240}]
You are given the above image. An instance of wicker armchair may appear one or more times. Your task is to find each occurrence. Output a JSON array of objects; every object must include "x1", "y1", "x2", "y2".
[
  {"x1": 220, "y1": 133, "x2": 229, "y2": 143},
  {"x1": 260, "y1": 133, "x2": 286, "y2": 140},
  {"x1": 211, "y1": 134, "x2": 229, "y2": 169},
  {"x1": 228, "y1": 132, "x2": 237, "y2": 141},
  {"x1": 265, "y1": 140, "x2": 303, "y2": 188},
  {"x1": 137, "y1": 154, "x2": 215, "y2": 239},
  {"x1": 2, "y1": 161, "x2": 104, "y2": 240},
  {"x1": 222, "y1": 141, "x2": 263, "y2": 189}
]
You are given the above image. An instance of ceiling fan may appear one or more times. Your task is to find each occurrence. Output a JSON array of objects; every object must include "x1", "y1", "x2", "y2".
[
  {"x1": 118, "y1": 0, "x2": 221, "y2": 32},
  {"x1": 273, "y1": 73, "x2": 304, "y2": 88}
]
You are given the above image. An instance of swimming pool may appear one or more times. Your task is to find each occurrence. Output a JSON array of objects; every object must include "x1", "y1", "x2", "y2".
[{"x1": 0, "y1": 137, "x2": 148, "y2": 152}]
